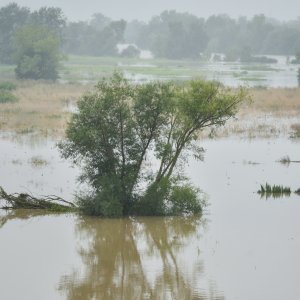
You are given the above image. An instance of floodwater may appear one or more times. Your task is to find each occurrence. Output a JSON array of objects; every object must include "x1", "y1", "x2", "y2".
[
  {"x1": 123, "y1": 55, "x2": 299, "y2": 88},
  {"x1": 0, "y1": 135, "x2": 300, "y2": 300}
]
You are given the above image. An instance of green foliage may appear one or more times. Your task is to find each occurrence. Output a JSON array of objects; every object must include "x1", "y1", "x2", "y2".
[
  {"x1": 77, "y1": 189, "x2": 123, "y2": 217},
  {"x1": 0, "y1": 81, "x2": 17, "y2": 91},
  {"x1": 168, "y1": 184, "x2": 203, "y2": 215},
  {"x1": 14, "y1": 25, "x2": 62, "y2": 80},
  {"x1": 60, "y1": 73, "x2": 246, "y2": 217},
  {"x1": 0, "y1": 90, "x2": 18, "y2": 103}
]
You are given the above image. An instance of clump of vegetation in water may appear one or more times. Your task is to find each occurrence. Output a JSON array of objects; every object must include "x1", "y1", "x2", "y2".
[
  {"x1": 0, "y1": 186, "x2": 76, "y2": 212},
  {"x1": 290, "y1": 123, "x2": 300, "y2": 138},
  {"x1": 295, "y1": 189, "x2": 300, "y2": 195},
  {"x1": 258, "y1": 183, "x2": 291, "y2": 198},
  {"x1": 277, "y1": 155, "x2": 300, "y2": 165},
  {"x1": 59, "y1": 73, "x2": 247, "y2": 217},
  {"x1": 29, "y1": 156, "x2": 49, "y2": 167}
]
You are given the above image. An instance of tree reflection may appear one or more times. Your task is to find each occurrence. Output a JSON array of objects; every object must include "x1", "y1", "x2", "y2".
[{"x1": 59, "y1": 216, "x2": 225, "y2": 300}]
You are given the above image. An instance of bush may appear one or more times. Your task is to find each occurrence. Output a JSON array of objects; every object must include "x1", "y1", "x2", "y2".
[
  {"x1": 169, "y1": 184, "x2": 203, "y2": 215},
  {"x1": 0, "y1": 90, "x2": 18, "y2": 103},
  {"x1": 0, "y1": 81, "x2": 17, "y2": 91}
]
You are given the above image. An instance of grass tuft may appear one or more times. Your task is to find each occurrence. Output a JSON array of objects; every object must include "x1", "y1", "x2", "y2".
[
  {"x1": 278, "y1": 155, "x2": 291, "y2": 165},
  {"x1": 29, "y1": 156, "x2": 49, "y2": 167},
  {"x1": 290, "y1": 123, "x2": 300, "y2": 138},
  {"x1": 258, "y1": 183, "x2": 291, "y2": 198}
]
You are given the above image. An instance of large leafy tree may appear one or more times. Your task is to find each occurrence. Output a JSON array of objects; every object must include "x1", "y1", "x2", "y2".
[
  {"x1": 137, "y1": 11, "x2": 208, "y2": 59},
  {"x1": 0, "y1": 4, "x2": 65, "y2": 65},
  {"x1": 29, "y1": 7, "x2": 66, "y2": 41},
  {"x1": 60, "y1": 73, "x2": 247, "y2": 217},
  {"x1": 0, "y1": 3, "x2": 30, "y2": 64},
  {"x1": 14, "y1": 25, "x2": 61, "y2": 80}
]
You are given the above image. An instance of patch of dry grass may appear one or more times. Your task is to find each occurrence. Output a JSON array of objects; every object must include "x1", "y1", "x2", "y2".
[
  {"x1": 0, "y1": 82, "x2": 299, "y2": 138},
  {"x1": 211, "y1": 87, "x2": 300, "y2": 138},
  {"x1": 239, "y1": 88, "x2": 300, "y2": 117},
  {"x1": 0, "y1": 81, "x2": 90, "y2": 136}
]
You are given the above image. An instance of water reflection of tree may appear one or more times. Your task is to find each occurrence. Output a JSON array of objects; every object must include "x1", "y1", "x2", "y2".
[{"x1": 59, "y1": 216, "x2": 225, "y2": 300}]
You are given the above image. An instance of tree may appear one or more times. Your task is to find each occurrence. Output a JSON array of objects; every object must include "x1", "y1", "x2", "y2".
[
  {"x1": 14, "y1": 25, "x2": 62, "y2": 80},
  {"x1": 0, "y1": 3, "x2": 30, "y2": 64},
  {"x1": 63, "y1": 19, "x2": 126, "y2": 56},
  {"x1": 89, "y1": 13, "x2": 111, "y2": 31},
  {"x1": 29, "y1": 7, "x2": 66, "y2": 41},
  {"x1": 136, "y1": 10, "x2": 207, "y2": 59},
  {"x1": 59, "y1": 74, "x2": 247, "y2": 217},
  {"x1": 0, "y1": 4, "x2": 65, "y2": 64}
]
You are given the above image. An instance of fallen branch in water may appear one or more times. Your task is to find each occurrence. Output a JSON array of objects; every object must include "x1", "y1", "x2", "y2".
[{"x1": 0, "y1": 186, "x2": 77, "y2": 212}]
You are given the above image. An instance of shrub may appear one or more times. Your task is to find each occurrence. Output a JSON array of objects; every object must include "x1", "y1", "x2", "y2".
[
  {"x1": 0, "y1": 90, "x2": 18, "y2": 103},
  {"x1": 0, "y1": 81, "x2": 17, "y2": 91}
]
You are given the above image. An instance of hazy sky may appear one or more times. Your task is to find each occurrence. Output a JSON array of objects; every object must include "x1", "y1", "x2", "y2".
[{"x1": 0, "y1": 0, "x2": 299, "y2": 21}]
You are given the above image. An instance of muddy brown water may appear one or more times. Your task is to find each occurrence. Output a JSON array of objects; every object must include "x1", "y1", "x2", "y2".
[{"x1": 0, "y1": 135, "x2": 300, "y2": 300}]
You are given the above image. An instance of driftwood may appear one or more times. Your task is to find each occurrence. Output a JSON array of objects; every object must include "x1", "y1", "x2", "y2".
[{"x1": 0, "y1": 186, "x2": 77, "y2": 211}]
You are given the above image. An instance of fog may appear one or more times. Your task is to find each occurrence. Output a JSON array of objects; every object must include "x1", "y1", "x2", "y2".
[{"x1": 1, "y1": 0, "x2": 299, "y2": 21}]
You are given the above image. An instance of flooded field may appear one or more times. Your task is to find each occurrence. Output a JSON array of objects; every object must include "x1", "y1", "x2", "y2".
[
  {"x1": 1, "y1": 135, "x2": 300, "y2": 299},
  {"x1": 62, "y1": 55, "x2": 299, "y2": 88},
  {"x1": 1, "y1": 55, "x2": 295, "y2": 88}
]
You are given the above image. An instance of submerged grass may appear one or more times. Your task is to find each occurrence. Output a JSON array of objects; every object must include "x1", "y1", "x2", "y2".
[
  {"x1": 29, "y1": 156, "x2": 49, "y2": 167},
  {"x1": 278, "y1": 156, "x2": 291, "y2": 165},
  {"x1": 277, "y1": 155, "x2": 300, "y2": 165}
]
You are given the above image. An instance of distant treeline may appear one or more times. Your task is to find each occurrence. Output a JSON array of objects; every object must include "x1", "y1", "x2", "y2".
[{"x1": 1, "y1": 3, "x2": 300, "y2": 63}]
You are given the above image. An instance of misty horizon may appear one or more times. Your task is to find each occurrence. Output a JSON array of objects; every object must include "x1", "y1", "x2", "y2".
[{"x1": 0, "y1": 0, "x2": 299, "y2": 22}]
